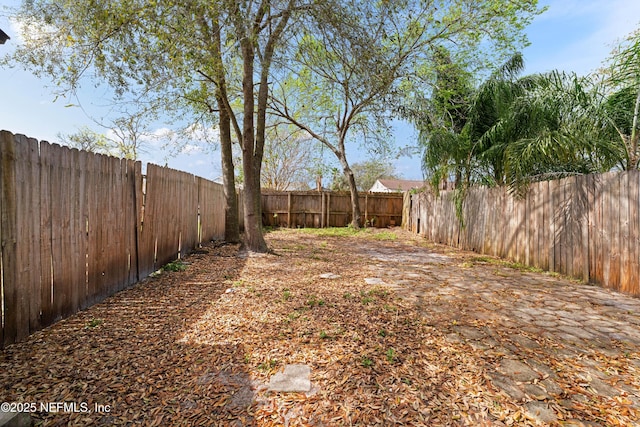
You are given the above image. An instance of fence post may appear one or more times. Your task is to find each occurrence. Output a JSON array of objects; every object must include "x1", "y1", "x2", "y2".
[
  {"x1": 321, "y1": 192, "x2": 325, "y2": 228},
  {"x1": 287, "y1": 192, "x2": 292, "y2": 228},
  {"x1": 327, "y1": 192, "x2": 331, "y2": 227},
  {"x1": 364, "y1": 193, "x2": 368, "y2": 226}
]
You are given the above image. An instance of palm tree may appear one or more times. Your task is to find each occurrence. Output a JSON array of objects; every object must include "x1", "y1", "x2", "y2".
[
  {"x1": 467, "y1": 55, "x2": 620, "y2": 194},
  {"x1": 603, "y1": 27, "x2": 640, "y2": 170},
  {"x1": 466, "y1": 53, "x2": 533, "y2": 187},
  {"x1": 501, "y1": 71, "x2": 620, "y2": 192}
]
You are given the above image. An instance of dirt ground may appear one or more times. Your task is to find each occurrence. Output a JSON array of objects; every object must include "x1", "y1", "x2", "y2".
[{"x1": 0, "y1": 228, "x2": 638, "y2": 426}]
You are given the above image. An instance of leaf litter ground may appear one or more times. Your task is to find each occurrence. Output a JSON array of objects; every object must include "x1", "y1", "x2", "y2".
[{"x1": 1, "y1": 228, "x2": 639, "y2": 426}]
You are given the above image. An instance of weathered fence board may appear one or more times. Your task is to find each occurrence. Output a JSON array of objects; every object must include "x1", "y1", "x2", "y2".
[
  {"x1": 1, "y1": 131, "x2": 19, "y2": 345},
  {"x1": 0, "y1": 131, "x2": 225, "y2": 348},
  {"x1": 261, "y1": 191, "x2": 403, "y2": 228},
  {"x1": 408, "y1": 170, "x2": 640, "y2": 296}
]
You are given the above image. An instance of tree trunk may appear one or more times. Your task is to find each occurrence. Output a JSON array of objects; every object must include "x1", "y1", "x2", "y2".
[
  {"x1": 218, "y1": 100, "x2": 240, "y2": 243},
  {"x1": 239, "y1": 30, "x2": 268, "y2": 252},
  {"x1": 212, "y1": 15, "x2": 240, "y2": 243},
  {"x1": 339, "y1": 156, "x2": 362, "y2": 228},
  {"x1": 242, "y1": 152, "x2": 268, "y2": 252}
]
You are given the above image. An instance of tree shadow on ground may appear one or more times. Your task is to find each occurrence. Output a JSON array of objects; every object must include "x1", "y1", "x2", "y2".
[{"x1": 0, "y1": 241, "x2": 256, "y2": 426}]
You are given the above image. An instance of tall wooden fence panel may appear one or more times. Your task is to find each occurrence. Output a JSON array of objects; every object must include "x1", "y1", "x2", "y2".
[
  {"x1": 261, "y1": 191, "x2": 403, "y2": 228},
  {"x1": 407, "y1": 171, "x2": 640, "y2": 296},
  {"x1": 0, "y1": 131, "x2": 225, "y2": 347}
]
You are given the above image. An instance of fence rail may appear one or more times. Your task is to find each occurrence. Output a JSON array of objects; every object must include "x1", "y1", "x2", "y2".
[
  {"x1": 406, "y1": 171, "x2": 640, "y2": 297},
  {"x1": 0, "y1": 131, "x2": 225, "y2": 348},
  {"x1": 261, "y1": 191, "x2": 403, "y2": 228}
]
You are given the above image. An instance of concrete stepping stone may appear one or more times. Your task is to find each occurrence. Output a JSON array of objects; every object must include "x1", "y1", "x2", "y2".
[
  {"x1": 525, "y1": 401, "x2": 557, "y2": 424},
  {"x1": 497, "y1": 359, "x2": 539, "y2": 382},
  {"x1": 489, "y1": 373, "x2": 526, "y2": 401},
  {"x1": 268, "y1": 364, "x2": 311, "y2": 392},
  {"x1": 0, "y1": 411, "x2": 31, "y2": 427},
  {"x1": 364, "y1": 277, "x2": 385, "y2": 285},
  {"x1": 319, "y1": 273, "x2": 340, "y2": 279}
]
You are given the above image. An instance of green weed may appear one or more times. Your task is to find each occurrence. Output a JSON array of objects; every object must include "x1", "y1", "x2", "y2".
[
  {"x1": 86, "y1": 318, "x2": 103, "y2": 328},
  {"x1": 361, "y1": 357, "x2": 373, "y2": 368},
  {"x1": 163, "y1": 260, "x2": 187, "y2": 272},
  {"x1": 386, "y1": 348, "x2": 396, "y2": 363},
  {"x1": 361, "y1": 296, "x2": 374, "y2": 305},
  {"x1": 306, "y1": 295, "x2": 325, "y2": 307},
  {"x1": 257, "y1": 359, "x2": 278, "y2": 372}
]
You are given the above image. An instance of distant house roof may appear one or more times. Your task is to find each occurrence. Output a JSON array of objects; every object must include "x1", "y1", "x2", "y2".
[
  {"x1": 0, "y1": 29, "x2": 10, "y2": 45},
  {"x1": 369, "y1": 179, "x2": 424, "y2": 193}
]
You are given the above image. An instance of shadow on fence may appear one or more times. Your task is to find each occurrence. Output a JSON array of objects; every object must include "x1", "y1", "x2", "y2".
[{"x1": 407, "y1": 171, "x2": 640, "y2": 297}]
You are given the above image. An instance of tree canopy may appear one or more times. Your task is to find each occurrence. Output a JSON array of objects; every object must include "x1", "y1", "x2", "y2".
[
  {"x1": 6, "y1": 0, "x2": 543, "y2": 243},
  {"x1": 270, "y1": 0, "x2": 543, "y2": 226}
]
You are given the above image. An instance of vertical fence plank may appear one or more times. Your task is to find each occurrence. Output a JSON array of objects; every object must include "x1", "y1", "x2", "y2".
[
  {"x1": 38, "y1": 141, "x2": 53, "y2": 327},
  {"x1": 572, "y1": 176, "x2": 585, "y2": 281},
  {"x1": 526, "y1": 185, "x2": 535, "y2": 266},
  {"x1": 553, "y1": 179, "x2": 565, "y2": 273},
  {"x1": 579, "y1": 175, "x2": 590, "y2": 283},
  {"x1": 619, "y1": 172, "x2": 631, "y2": 290},
  {"x1": 536, "y1": 181, "x2": 545, "y2": 269},
  {"x1": 14, "y1": 135, "x2": 41, "y2": 338},
  {"x1": 541, "y1": 181, "x2": 551, "y2": 271},
  {"x1": 609, "y1": 173, "x2": 621, "y2": 291},
  {"x1": 86, "y1": 152, "x2": 99, "y2": 306},
  {"x1": 1, "y1": 131, "x2": 18, "y2": 346},
  {"x1": 595, "y1": 174, "x2": 606, "y2": 286},
  {"x1": 547, "y1": 179, "x2": 556, "y2": 272},
  {"x1": 49, "y1": 144, "x2": 64, "y2": 321},
  {"x1": 587, "y1": 174, "x2": 597, "y2": 283},
  {"x1": 77, "y1": 150, "x2": 90, "y2": 307},
  {"x1": 13, "y1": 135, "x2": 30, "y2": 341},
  {"x1": 565, "y1": 177, "x2": 576, "y2": 278},
  {"x1": 68, "y1": 149, "x2": 80, "y2": 314},
  {"x1": 628, "y1": 170, "x2": 640, "y2": 295}
]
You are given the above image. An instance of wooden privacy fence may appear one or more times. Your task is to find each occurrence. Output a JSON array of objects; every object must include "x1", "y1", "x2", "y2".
[
  {"x1": 406, "y1": 170, "x2": 640, "y2": 296},
  {"x1": 0, "y1": 131, "x2": 225, "y2": 348},
  {"x1": 261, "y1": 190, "x2": 403, "y2": 228}
]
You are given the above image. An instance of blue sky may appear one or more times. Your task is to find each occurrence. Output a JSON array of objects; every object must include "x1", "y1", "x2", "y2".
[{"x1": 1, "y1": 0, "x2": 640, "y2": 182}]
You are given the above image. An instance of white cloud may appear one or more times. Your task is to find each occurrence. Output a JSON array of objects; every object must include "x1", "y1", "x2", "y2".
[
  {"x1": 184, "y1": 122, "x2": 220, "y2": 144},
  {"x1": 180, "y1": 143, "x2": 203, "y2": 155}
]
